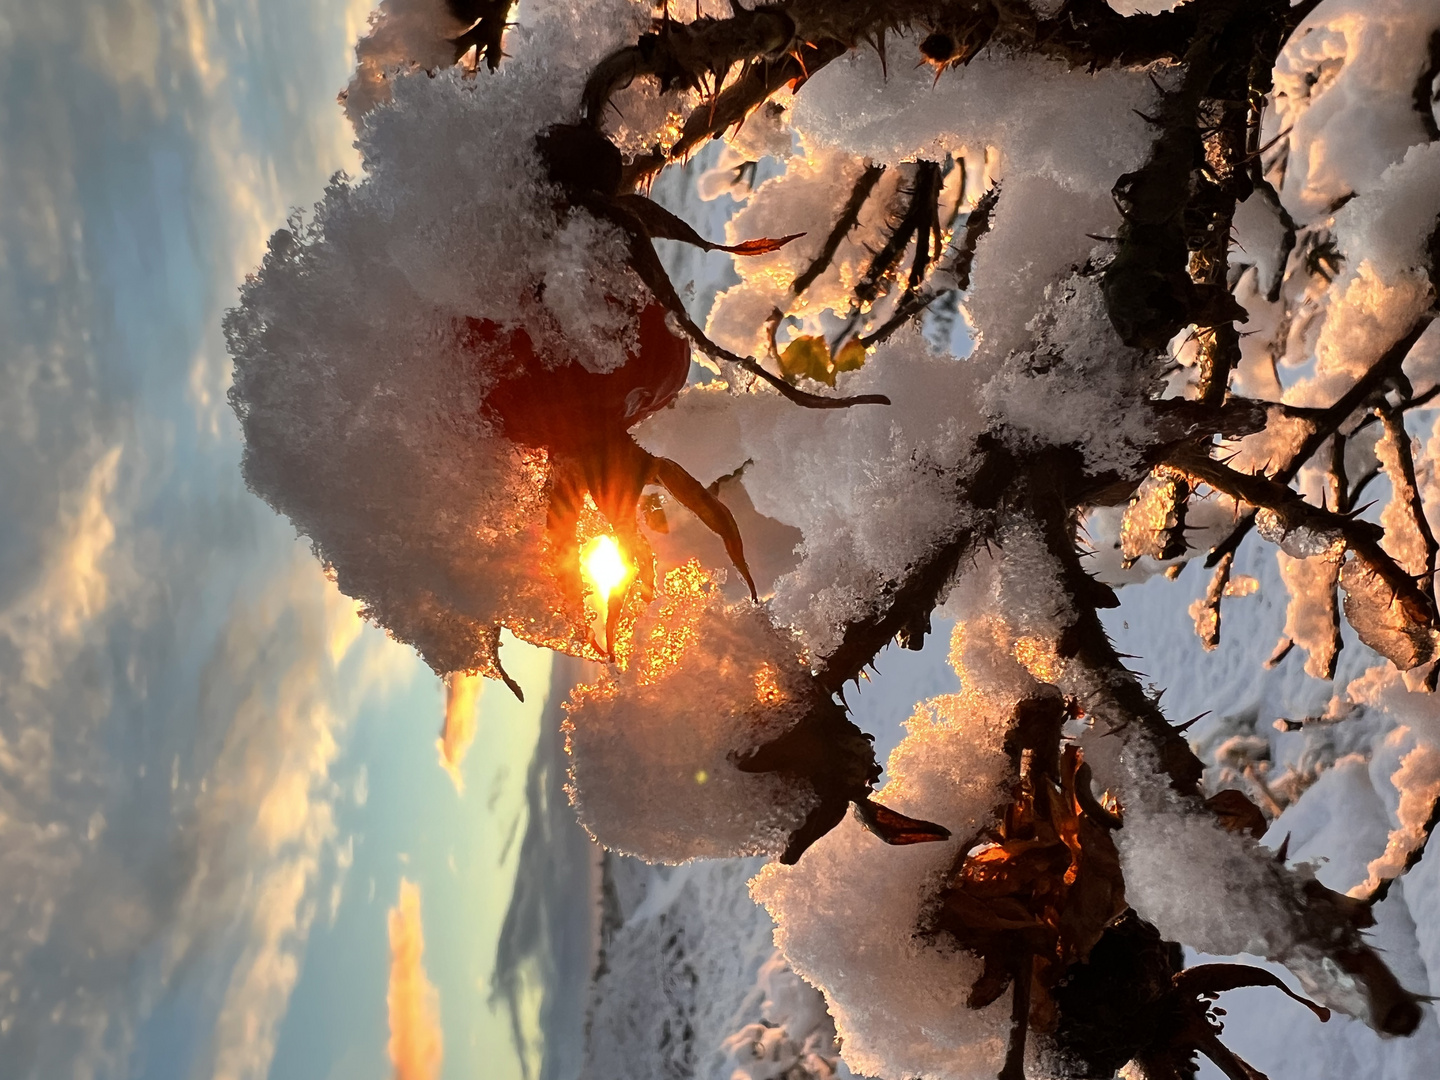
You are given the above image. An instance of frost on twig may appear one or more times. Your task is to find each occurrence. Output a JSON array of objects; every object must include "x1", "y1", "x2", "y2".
[{"x1": 1190, "y1": 550, "x2": 1232, "y2": 651}]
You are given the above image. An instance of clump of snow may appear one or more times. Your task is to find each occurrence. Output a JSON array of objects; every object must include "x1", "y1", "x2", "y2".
[
  {"x1": 1276, "y1": 21, "x2": 1440, "y2": 411},
  {"x1": 640, "y1": 339, "x2": 987, "y2": 657},
  {"x1": 1273, "y1": 1, "x2": 1440, "y2": 223},
  {"x1": 1256, "y1": 510, "x2": 1345, "y2": 559},
  {"x1": 343, "y1": 0, "x2": 476, "y2": 124},
  {"x1": 1376, "y1": 417, "x2": 1431, "y2": 577},
  {"x1": 604, "y1": 78, "x2": 697, "y2": 156},
  {"x1": 565, "y1": 565, "x2": 826, "y2": 862},
  {"x1": 1354, "y1": 740, "x2": 1440, "y2": 897},
  {"x1": 789, "y1": 48, "x2": 1160, "y2": 193},
  {"x1": 1103, "y1": 739, "x2": 1372, "y2": 1015},
  {"x1": 982, "y1": 271, "x2": 1164, "y2": 474},
  {"x1": 1278, "y1": 550, "x2": 1344, "y2": 679},
  {"x1": 751, "y1": 691, "x2": 1014, "y2": 1080},
  {"x1": 1121, "y1": 471, "x2": 1187, "y2": 566},
  {"x1": 227, "y1": 2, "x2": 687, "y2": 676}
]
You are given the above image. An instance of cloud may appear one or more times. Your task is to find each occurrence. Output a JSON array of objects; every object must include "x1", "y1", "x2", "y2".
[
  {"x1": 387, "y1": 879, "x2": 444, "y2": 1080},
  {"x1": 177, "y1": 557, "x2": 386, "y2": 1080},
  {"x1": 438, "y1": 672, "x2": 481, "y2": 793}
]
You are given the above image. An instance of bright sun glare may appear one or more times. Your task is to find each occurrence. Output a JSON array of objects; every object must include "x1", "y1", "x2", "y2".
[{"x1": 581, "y1": 534, "x2": 630, "y2": 603}]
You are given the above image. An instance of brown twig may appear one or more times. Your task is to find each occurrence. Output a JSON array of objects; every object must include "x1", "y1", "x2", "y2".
[
  {"x1": 790, "y1": 163, "x2": 887, "y2": 299},
  {"x1": 1204, "y1": 313, "x2": 1436, "y2": 568},
  {"x1": 1168, "y1": 443, "x2": 1436, "y2": 630},
  {"x1": 1192, "y1": 549, "x2": 1233, "y2": 650}
]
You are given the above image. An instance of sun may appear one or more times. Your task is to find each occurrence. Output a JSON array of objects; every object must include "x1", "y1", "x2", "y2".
[{"x1": 581, "y1": 534, "x2": 631, "y2": 607}]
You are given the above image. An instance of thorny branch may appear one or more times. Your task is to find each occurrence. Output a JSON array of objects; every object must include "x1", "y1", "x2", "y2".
[
  {"x1": 859, "y1": 182, "x2": 999, "y2": 349},
  {"x1": 549, "y1": 0, "x2": 1439, "y2": 1064},
  {"x1": 1027, "y1": 472, "x2": 1424, "y2": 1042},
  {"x1": 1167, "y1": 442, "x2": 1438, "y2": 636},
  {"x1": 583, "y1": 0, "x2": 1301, "y2": 189},
  {"x1": 1204, "y1": 312, "x2": 1437, "y2": 569},
  {"x1": 790, "y1": 163, "x2": 887, "y2": 299}
]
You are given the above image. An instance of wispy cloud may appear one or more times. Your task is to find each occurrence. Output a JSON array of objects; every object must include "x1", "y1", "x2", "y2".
[
  {"x1": 387, "y1": 879, "x2": 444, "y2": 1080},
  {"x1": 438, "y1": 672, "x2": 481, "y2": 793}
]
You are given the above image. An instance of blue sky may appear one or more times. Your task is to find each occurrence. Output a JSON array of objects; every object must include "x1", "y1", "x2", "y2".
[{"x1": 0, "y1": 2, "x2": 552, "y2": 1077}]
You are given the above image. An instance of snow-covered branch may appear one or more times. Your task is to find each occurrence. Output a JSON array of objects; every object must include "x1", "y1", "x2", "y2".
[{"x1": 228, "y1": 0, "x2": 1440, "y2": 1075}]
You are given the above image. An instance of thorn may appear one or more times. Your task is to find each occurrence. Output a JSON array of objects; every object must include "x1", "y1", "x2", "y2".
[{"x1": 1174, "y1": 711, "x2": 1210, "y2": 733}]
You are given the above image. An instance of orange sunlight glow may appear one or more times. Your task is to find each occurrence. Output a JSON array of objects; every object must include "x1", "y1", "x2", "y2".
[
  {"x1": 387, "y1": 879, "x2": 443, "y2": 1080},
  {"x1": 581, "y1": 534, "x2": 631, "y2": 605},
  {"x1": 754, "y1": 662, "x2": 785, "y2": 705},
  {"x1": 631, "y1": 561, "x2": 712, "y2": 683}
]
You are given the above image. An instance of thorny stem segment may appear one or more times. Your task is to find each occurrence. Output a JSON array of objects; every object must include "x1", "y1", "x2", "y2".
[
  {"x1": 854, "y1": 161, "x2": 944, "y2": 305},
  {"x1": 1204, "y1": 313, "x2": 1437, "y2": 569},
  {"x1": 1167, "y1": 443, "x2": 1438, "y2": 631},
  {"x1": 586, "y1": 0, "x2": 1298, "y2": 189},
  {"x1": 1029, "y1": 470, "x2": 1208, "y2": 797},
  {"x1": 790, "y1": 163, "x2": 887, "y2": 299},
  {"x1": 858, "y1": 182, "x2": 999, "y2": 349}
]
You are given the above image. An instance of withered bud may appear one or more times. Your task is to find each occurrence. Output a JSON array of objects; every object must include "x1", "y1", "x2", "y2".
[
  {"x1": 536, "y1": 123, "x2": 623, "y2": 198},
  {"x1": 919, "y1": 32, "x2": 957, "y2": 64}
]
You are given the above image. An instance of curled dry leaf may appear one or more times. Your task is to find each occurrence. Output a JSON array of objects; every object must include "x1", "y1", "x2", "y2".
[
  {"x1": 928, "y1": 693, "x2": 1129, "y2": 1071},
  {"x1": 1203, "y1": 789, "x2": 1270, "y2": 840},
  {"x1": 1339, "y1": 554, "x2": 1438, "y2": 670}
]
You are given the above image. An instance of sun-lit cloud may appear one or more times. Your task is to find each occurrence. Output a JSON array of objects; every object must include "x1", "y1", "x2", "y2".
[
  {"x1": 387, "y1": 878, "x2": 444, "y2": 1080},
  {"x1": 438, "y1": 672, "x2": 482, "y2": 793},
  {"x1": 172, "y1": 554, "x2": 392, "y2": 1080}
]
